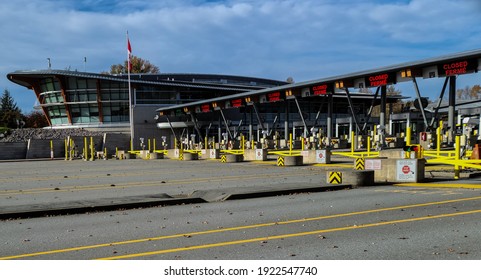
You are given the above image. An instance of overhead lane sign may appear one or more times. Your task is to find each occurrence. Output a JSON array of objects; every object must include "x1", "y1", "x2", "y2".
[
  {"x1": 438, "y1": 59, "x2": 478, "y2": 77},
  {"x1": 366, "y1": 72, "x2": 396, "y2": 87},
  {"x1": 311, "y1": 83, "x2": 333, "y2": 95}
]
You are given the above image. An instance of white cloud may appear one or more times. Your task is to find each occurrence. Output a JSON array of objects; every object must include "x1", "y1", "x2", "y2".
[{"x1": 1, "y1": 0, "x2": 481, "y2": 112}]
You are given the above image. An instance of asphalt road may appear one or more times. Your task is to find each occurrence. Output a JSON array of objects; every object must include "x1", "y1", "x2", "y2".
[
  {"x1": 0, "y1": 160, "x2": 481, "y2": 260},
  {"x1": 1, "y1": 157, "x2": 480, "y2": 260}
]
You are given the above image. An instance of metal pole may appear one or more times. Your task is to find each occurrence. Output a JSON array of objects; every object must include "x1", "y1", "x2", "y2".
[
  {"x1": 448, "y1": 76, "x2": 456, "y2": 144},
  {"x1": 284, "y1": 101, "x2": 289, "y2": 148},
  {"x1": 344, "y1": 88, "x2": 361, "y2": 134},
  {"x1": 412, "y1": 77, "x2": 429, "y2": 130},
  {"x1": 218, "y1": 108, "x2": 233, "y2": 139},
  {"x1": 362, "y1": 86, "x2": 380, "y2": 132},
  {"x1": 327, "y1": 93, "x2": 333, "y2": 147},
  {"x1": 293, "y1": 96, "x2": 308, "y2": 138},
  {"x1": 127, "y1": 32, "x2": 134, "y2": 150},
  {"x1": 165, "y1": 116, "x2": 178, "y2": 143},
  {"x1": 429, "y1": 77, "x2": 449, "y2": 129}
]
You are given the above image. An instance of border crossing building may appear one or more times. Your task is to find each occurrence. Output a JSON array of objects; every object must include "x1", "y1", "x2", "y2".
[
  {"x1": 9, "y1": 48, "x2": 481, "y2": 152},
  {"x1": 7, "y1": 70, "x2": 288, "y2": 148}
]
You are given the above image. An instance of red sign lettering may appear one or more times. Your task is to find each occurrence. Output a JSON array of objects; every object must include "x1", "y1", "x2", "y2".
[
  {"x1": 443, "y1": 61, "x2": 468, "y2": 76},
  {"x1": 267, "y1": 92, "x2": 281, "y2": 102},
  {"x1": 312, "y1": 84, "x2": 328, "y2": 95},
  {"x1": 367, "y1": 73, "x2": 391, "y2": 87},
  {"x1": 438, "y1": 59, "x2": 478, "y2": 77},
  {"x1": 231, "y1": 99, "x2": 243, "y2": 108},
  {"x1": 201, "y1": 104, "x2": 210, "y2": 112}
]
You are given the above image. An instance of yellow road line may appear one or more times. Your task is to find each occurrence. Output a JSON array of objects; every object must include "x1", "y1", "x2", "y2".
[
  {"x1": 2, "y1": 195, "x2": 481, "y2": 260},
  {"x1": 395, "y1": 183, "x2": 481, "y2": 189},
  {"x1": 313, "y1": 163, "x2": 353, "y2": 168},
  {"x1": 98, "y1": 209, "x2": 481, "y2": 260},
  {"x1": 0, "y1": 172, "x2": 322, "y2": 196}
]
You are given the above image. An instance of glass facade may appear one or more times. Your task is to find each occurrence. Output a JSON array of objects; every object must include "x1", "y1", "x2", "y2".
[{"x1": 10, "y1": 71, "x2": 276, "y2": 128}]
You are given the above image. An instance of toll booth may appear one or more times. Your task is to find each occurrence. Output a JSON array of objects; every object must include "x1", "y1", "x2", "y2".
[
  {"x1": 458, "y1": 107, "x2": 481, "y2": 148},
  {"x1": 390, "y1": 111, "x2": 433, "y2": 145},
  {"x1": 335, "y1": 116, "x2": 379, "y2": 149}
]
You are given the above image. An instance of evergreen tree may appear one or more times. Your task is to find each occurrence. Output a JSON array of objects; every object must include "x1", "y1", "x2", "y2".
[{"x1": 0, "y1": 89, "x2": 22, "y2": 128}]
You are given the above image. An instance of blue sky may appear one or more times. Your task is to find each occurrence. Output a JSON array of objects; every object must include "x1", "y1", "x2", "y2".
[{"x1": 1, "y1": 0, "x2": 481, "y2": 113}]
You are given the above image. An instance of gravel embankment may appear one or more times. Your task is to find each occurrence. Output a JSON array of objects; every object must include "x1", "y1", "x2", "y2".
[{"x1": 0, "y1": 128, "x2": 105, "y2": 142}]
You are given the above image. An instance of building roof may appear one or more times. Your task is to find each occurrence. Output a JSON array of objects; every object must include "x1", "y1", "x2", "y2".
[{"x1": 7, "y1": 70, "x2": 287, "y2": 92}]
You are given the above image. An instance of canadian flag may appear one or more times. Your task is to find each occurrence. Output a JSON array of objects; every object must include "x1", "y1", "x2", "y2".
[{"x1": 127, "y1": 36, "x2": 132, "y2": 72}]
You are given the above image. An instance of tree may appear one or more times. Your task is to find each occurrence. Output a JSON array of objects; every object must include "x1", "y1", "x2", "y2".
[
  {"x1": 470, "y1": 85, "x2": 481, "y2": 99},
  {"x1": 0, "y1": 89, "x2": 22, "y2": 128},
  {"x1": 105, "y1": 55, "x2": 160, "y2": 74},
  {"x1": 24, "y1": 110, "x2": 49, "y2": 128}
]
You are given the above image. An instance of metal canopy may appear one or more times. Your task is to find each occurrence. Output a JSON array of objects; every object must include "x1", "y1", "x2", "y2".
[{"x1": 156, "y1": 48, "x2": 481, "y2": 116}]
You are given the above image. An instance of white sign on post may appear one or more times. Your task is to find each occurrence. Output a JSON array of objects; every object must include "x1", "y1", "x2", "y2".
[
  {"x1": 255, "y1": 149, "x2": 264, "y2": 161},
  {"x1": 316, "y1": 150, "x2": 326, "y2": 164},
  {"x1": 396, "y1": 159, "x2": 418, "y2": 182}
]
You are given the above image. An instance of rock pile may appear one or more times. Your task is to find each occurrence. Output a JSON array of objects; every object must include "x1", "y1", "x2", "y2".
[{"x1": 0, "y1": 128, "x2": 105, "y2": 143}]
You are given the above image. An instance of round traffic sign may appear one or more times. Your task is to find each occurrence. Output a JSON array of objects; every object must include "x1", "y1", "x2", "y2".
[{"x1": 402, "y1": 165, "x2": 410, "y2": 174}]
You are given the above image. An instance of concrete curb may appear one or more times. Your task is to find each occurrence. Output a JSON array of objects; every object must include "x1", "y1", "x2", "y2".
[{"x1": 0, "y1": 183, "x2": 351, "y2": 220}]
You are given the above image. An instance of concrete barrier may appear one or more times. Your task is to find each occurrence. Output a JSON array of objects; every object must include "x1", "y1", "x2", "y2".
[
  {"x1": 208, "y1": 149, "x2": 220, "y2": 159},
  {"x1": 150, "y1": 152, "x2": 164, "y2": 159},
  {"x1": 0, "y1": 142, "x2": 27, "y2": 160},
  {"x1": 244, "y1": 149, "x2": 267, "y2": 161},
  {"x1": 326, "y1": 169, "x2": 375, "y2": 187},
  {"x1": 224, "y1": 154, "x2": 243, "y2": 163},
  {"x1": 365, "y1": 158, "x2": 425, "y2": 183},
  {"x1": 302, "y1": 149, "x2": 331, "y2": 164},
  {"x1": 183, "y1": 152, "x2": 199, "y2": 161},
  {"x1": 283, "y1": 155, "x2": 303, "y2": 166}
]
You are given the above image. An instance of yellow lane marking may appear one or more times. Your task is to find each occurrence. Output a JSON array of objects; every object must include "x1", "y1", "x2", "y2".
[
  {"x1": 313, "y1": 163, "x2": 353, "y2": 168},
  {"x1": 2, "y1": 195, "x2": 481, "y2": 260},
  {"x1": 99, "y1": 209, "x2": 481, "y2": 260},
  {"x1": 395, "y1": 183, "x2": 481, "y2": 189},
  {"x1": 0, "y1": 168, "x2": 214, "y2": 183},
  {"x1": 0, "y1": 172, "x2": 322, "y2": 196}
]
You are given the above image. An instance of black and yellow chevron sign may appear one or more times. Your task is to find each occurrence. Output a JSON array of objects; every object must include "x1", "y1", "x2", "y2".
[
  {"x1": 355, "y1": 158, "x2": 365, "y2": 170},
  {"x1": 220, "y1": 154, "x2": 227, "y2": 163},
  {"x1": 277, "y1": 156, "x2": 285, "y2": 166},
  {"x1": 179, "y1": 152, "x2": 183, "y2": 160},
  {"x1": 329, "y1": 171, "x2": 342, "y2": 184}
]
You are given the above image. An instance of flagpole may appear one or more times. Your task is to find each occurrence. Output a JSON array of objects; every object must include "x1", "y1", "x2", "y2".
[{"x1": 127, "y1": 31, "x2": 134, "y2": 150}]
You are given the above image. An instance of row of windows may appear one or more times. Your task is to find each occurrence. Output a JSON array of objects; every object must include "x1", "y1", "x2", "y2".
[
  {"x1": 38, "y1": 77, "x2": 229, "y2": 106},
  {"x1": 47, "y1": 103, "x2": 130, "y2": 125}
]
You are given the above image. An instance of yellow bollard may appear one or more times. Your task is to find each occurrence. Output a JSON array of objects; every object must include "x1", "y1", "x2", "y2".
[
  {"x1": 436, "y1": 126, "x2": 441, "y2": 157},
  {"x1": 69, "y1": 138, "x2": 74, "y2": 160},
  {"x1": 351, "y1": 131, "x2": 355, "y2": 154},
  {"x1": 242, "y1": 135, "x2": 245, "y2": 153},
  {"x1": 84, "y1": 137, "x2": 88, "y2": 160},
  {"x1": 148, "y1": 139, "x2": 151, "y2": 152},
  {"x1": 406, "y1": 126, "x2": 411, "y2": 146},
  {"x1": 90, "y1": 137, "x2": 94, "y2": 161},
  {"x1": 454, "y1": 135, "x2": 460, "y2": 179},
  {"x1": 50, "y1": 140, "x2": 54, "y2": 160},
  {"x1": 367, "y1": 136, "x2": 371, "y2": 157},
  {"x1": 65, "y1": 139, "x2": 68, "y2": 160},
  {"x1": 289, "y1": 133, "x2": 293, "y2": 155}
]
